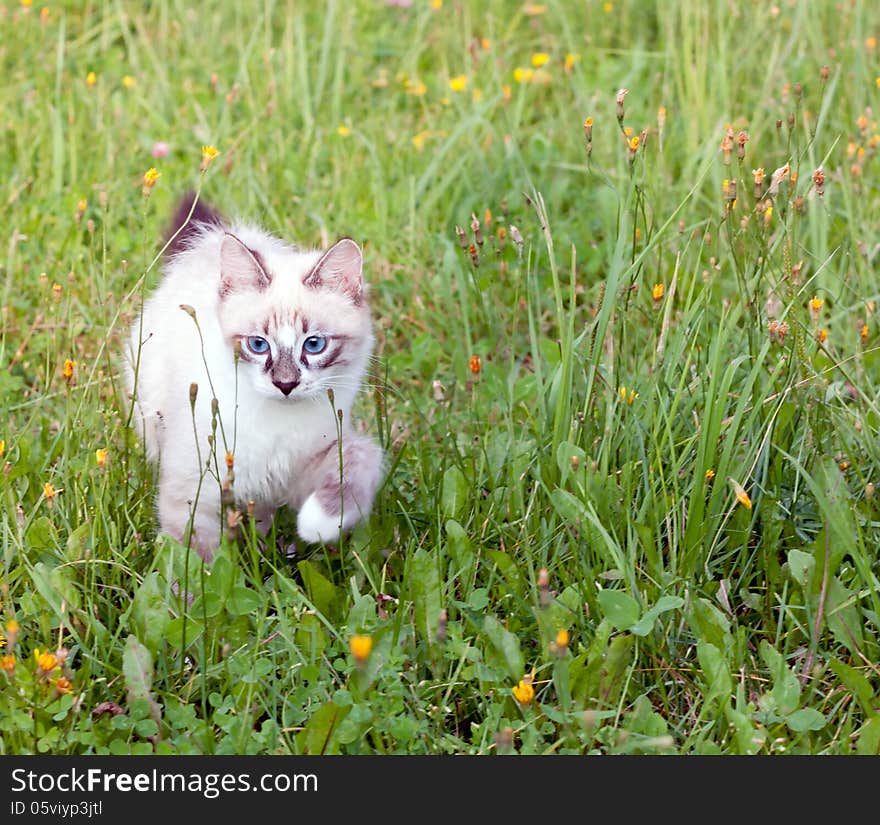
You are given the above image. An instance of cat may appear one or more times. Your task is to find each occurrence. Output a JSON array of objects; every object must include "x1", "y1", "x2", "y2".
[{"x1": 124, "y1": 192, "x2": 383, "y2": 560}]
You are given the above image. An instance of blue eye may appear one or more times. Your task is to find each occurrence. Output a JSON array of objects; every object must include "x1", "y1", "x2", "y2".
[
  {"x1": 303, "y1": 335, "x2": 327, "y2": 354},
  {"x1": 246, "y1": 336, "x2": 270, "y2": 355}
]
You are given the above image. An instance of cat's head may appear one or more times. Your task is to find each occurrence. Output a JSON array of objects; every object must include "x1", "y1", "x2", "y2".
[{"x1": 215, "y1": 232, "x2": 373, "y2": 403}]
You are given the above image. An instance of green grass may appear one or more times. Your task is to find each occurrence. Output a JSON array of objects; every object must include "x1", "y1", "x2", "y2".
[{"x1": 1, "y1": 0, "x2": 879, "y2": 755}]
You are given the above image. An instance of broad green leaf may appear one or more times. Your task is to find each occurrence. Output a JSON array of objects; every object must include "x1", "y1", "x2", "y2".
[
  {"x1": 724, "y1": 704, "x2": 765, "y2": 755},
  {"x1": 697, "y1": 641, "x2": 732, "y2": 708},
  {"x1": 787, "y1": 549, "x2": 814, "y2": 587},
  {"x1": 857, "y1": 716, "x2": 880, "y2": 755},
  {"x1": 410, "y1": 548, "x2": 442, "y2": 644},
  {"x1": 26, "y1": 516, "x2": 58, "y2": 551},
  {"x1": 829, "y1": 659, "x2": 877, "y2": 717},
  {"x1": 597, "y1": 589, "x2": 640, "y2": 631},
  {"x1": 298, "y1": 560, "x2": 338, "y2": 619},
  {"x1": 631, "y1": 595, "x2": 684, "y2": 637},
  {"x1": 556, "y1": 440, "x2": 587, "y2": 486},
  {"x1": 687, "y1": 597, "x2": 732, "y2": 653},
  {"x1": 785, "y1": 708, "x2": 826, "y2": 733},
  {"x1": 297, "y1": 701, "x2": 352, "y2": 755},
  {"x1": 65, "y1": 523, "x2": 91, "y2": 560},
  {"x1": 599, "y1": 634, "x2": 634, "y2": 706},
  {"x1": 346, "y1": 593, "x2": 376, "y2": 632},
  {"x1": 129, "y1": 572, "x2": 169, "y2": 656},
  {"x1": 550, "y1": 487, "x2": 587, "y2": 525},
  {"x1": 440, "y1": 465, "x2": 468, "y2": 519},
  {"x1": 226, "y1": 585, "x2": 262, "y2": 617},
  {"x1": 760, "y1": 641, "x2": 800, "y2": 716},
  {"x1": 206, "y1": 555, "x2": 235, "y2": 603},
  {"x1": 165, "y1": 616, "x2": 204, "y2": 649},
  {"x1": 123, "y1": 635, "x2": 161, "y2": 726},
  {"x1": 826, "y1": 577, "x2": 863, "y2": 657},
  {"x1": 294, "y1": 613, "x2": 326, "y2": 661},
  {"x1": 482, "y1": 615, "x2": 524, "y2": 681}
]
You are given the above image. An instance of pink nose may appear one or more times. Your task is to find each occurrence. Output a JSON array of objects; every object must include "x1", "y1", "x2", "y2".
[{"x1": 273, "y1": 380, "x2": 297, "y2": 396}]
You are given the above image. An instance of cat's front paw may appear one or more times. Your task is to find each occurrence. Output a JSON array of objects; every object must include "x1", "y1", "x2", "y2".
[{"x1": 296, "y1": 493, "x2": 342, "y2": 545}]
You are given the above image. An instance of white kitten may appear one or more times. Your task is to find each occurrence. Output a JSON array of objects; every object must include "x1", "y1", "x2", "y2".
[{"x1": 124, "y1": 194, "x2": 383, "y2": 560}]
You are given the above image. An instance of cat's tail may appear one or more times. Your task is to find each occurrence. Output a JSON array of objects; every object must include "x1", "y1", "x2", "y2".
[{"x1": 164, "y1": 191, "x2": 224, "y2": 257}]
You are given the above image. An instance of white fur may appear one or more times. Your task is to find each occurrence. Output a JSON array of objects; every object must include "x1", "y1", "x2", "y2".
[
  {"x1": 296, "y1": 493, "x2": 343, "y2": 544},
  {"x1": 123, "y1": 218, "x2": 380, "y2": 558}
]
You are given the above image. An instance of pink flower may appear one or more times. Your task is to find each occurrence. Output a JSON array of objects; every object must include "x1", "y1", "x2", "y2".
[{"x1": 151, "y1": 141, "x2": 170, "y2": 158}]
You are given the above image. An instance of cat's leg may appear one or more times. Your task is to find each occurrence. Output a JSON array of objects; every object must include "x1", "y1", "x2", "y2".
[
  {"x1": 157, "y1": 468, "x2": 222, "y2": 561},
  {"x1": 296, "y1": 435, "x2": 383, "y2": 544}
]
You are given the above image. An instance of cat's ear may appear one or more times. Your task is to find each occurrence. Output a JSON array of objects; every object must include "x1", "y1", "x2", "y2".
[
  {"x1": 303, "y1": 238, "x2": 363, "y2": 304},
  {"x1": 219, "y1": 233, "x2": 270, "y2": 296}
]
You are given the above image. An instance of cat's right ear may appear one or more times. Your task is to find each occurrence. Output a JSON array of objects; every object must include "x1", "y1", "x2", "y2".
[{"x1": 219, "y1": 234, "x2": 270, "y2": 296}]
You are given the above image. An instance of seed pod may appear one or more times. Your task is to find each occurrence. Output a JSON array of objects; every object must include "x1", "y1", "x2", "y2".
[{"x1": 470, "y1": 213, "x2": 483, "y2": 246}]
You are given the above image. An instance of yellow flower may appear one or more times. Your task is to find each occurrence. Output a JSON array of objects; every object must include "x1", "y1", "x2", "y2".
[
  {"x1": 531, "y1": 52, "x2": 550, "y2": 68},
  {"x1": 336, "y1": 125, "x2": 351, "y2": 137},
  {"x1": 122, "y1": 75, "x2": 136, "y2": 89},
  {"x1": 603, "y1": 1, "x2": 613, "y2": 11},
  {"x1": 95, "y1": 448, "x2": 109, "y2": 468},
  {"x1": 555, "y1": 628, "x2": 570, "y2": 649},
  {"x1": 449, "y1": 75, "x2": 468, "y2": 92},
  {"x1": 564, "y1": 53, "x2": 577, "y2": 73},
  {"x1": 142, "y1": 168, "x2": 160, "y2": 197},
  {"x1": 34, "y1": 648, "x2": 58, "y2": 673},
  {"x1": 513, "y1": 67, "x2": 534, "y2": 84},
  {"x1": 469, "y1": 354, "x2": 482, "y2": 375},
  {"x1": 5, "y1": 619, "x2": 19, "y2": 638},
  {"x1": 763, "y1": 206, "x2": 773, "y2": 227},
  {"x1": 619, "y1": 386, "x2": 638, "y2": 406},
  {"x1": 809, "y1": 296, "x2": 824, "y2": 315},
  {"x1": 52, "y1": 675, "x2": 73, "y2": 695},
  {"x1": 349, "y1": 634, "x2": 373, "y2": 663},
  {"x1": 0, "y1": 654, "x2": 15, "y2": 673},
  {"x1": 431, "y1": 0, "x2": 442, "y2": 7},
  {"x1": 63, "y1": 358, "x2": 76, "y2": 382},
  {"x1": 405, "y1": 80, "x2": 426, "y2": 97},
  {"x1": 86, "y1": 71, "x2": 96, "y2": 87},
  {"x1": 200, "y1": 144, "x2": 220, "y2": 171},
  {"x1": 0, "y1": 440, "x2": 4, "y2": 459},
  {"x1": 817, "y1": 328, "x2": 828, "y2": 344},
  {"x1": 629, "y1": 135, "x2": 640, "y2": 151},
  {"x1": 43, "y1": 482, "x2": 57, "y2": 500},
  {"x1": 705, "y1": 468, "x2": 716, "y2": 481},
  {"x1": 652, "y1": 283, "x2": 664, "y2": 302},
  {"x1": 730, "y1": 479, "x2": 752, "y2": 510},
  {"x1": 523, "y1": 3, "x2": 546, "y2": 14},
  {"x1": 412, "y1": 130, "x2": 431, "y2": 151},
  {"x1": 0, "y1": 634, "x2": 4, "y2": 649},
  {"x1": 861, "y1": 323, "x2": 869, "y2": 342},
  {"x1": 512, "y1": 676, "x2": 535, "y2": 705}
]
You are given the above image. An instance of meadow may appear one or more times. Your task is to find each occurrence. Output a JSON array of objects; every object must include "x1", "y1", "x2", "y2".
[{"x1": 1, "y1": 0, "x2": 879, "y2": 755}]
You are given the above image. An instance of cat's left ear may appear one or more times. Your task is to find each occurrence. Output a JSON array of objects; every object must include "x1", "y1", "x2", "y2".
[
  {"x1": 303, "y1": 238, "x2": 363, "y2": 304},
  {"x1": 219, "y1": 233, "x2": 270, "y2": 296}
]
